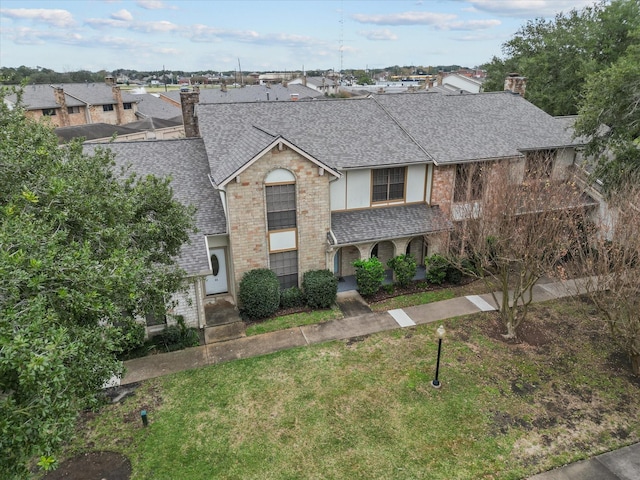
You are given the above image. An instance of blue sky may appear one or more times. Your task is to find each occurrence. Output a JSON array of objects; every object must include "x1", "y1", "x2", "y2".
[{"x1": 0, "y1": 0, "x2": 596, "y2": 72}]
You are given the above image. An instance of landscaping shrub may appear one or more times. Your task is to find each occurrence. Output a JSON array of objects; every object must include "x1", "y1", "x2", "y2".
[
  {"x1": 387, "y1": 254, "x2": 417, "y2": 287},
  {"x1": 353, "y1": 257, "x2": 385, "y2": 296},
  {"x1": 280, "y1": 286, "x2": 305, "y2": 309},
  {"x1": 302, "y1": 269, "x2": 338, "y2": 309},
  {"x1": 425, "y1": 254, "x2": 449, "y2": 285},
  {"x1": 112, "y1": 317, "x2": 146, "y2": 355},
  {"x1": 239, "y1": 268, "x2": 280, "y2": 320},
  {"x1": 155, "y1": 316, "x2": 199, "y2": 352}
]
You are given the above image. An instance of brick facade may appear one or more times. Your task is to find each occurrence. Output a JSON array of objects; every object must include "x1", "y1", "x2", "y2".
[{"x1": 225, "y1": 144, "x2": 332, "y2": 295}]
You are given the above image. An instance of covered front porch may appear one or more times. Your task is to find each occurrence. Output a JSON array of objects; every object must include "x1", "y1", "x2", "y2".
[{"x1": 329, "y1": 203, "x2": 452, "y2": 292}]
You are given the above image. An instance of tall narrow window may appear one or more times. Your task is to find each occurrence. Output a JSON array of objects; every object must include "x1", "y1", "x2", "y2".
[
  {"x1": 372, "y1": 167, "x2": 405, "y2": 202},
  {"x1": 270, "y1": 250, "x2": 298, "y2": 289},
  {"x1": 266, "y1": 184, "x2": 296, "y2": 231},
  {"x1": 454, "y1": 163, "x2": 485, "y2": 202}
]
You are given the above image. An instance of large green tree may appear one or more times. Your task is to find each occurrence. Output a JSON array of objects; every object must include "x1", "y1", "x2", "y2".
[
  {"x1": 0, "y1": 88, "x2": 196, "y2": 477},
  {"x1": 482, "y1": 0, "x2": 639, "y2": 117},
  {"x1": 574, "y1": 42, "x2": 640, "y2": 191}
]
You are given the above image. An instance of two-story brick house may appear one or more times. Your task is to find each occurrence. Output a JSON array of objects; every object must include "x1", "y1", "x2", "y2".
[
  {"x1": 6, "y1": 81, "x2": 139, "y2": 127},
  {"x1": 85, "y1": 89, "x2": 589, "y2": 332}
]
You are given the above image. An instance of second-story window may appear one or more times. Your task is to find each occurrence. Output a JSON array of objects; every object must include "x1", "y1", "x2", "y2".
[
  {"x1": 454, "y1": 163, "x2": 485, "y2": 202},
  {"x1": 103, "y1": 104, "x2": 114, "y2": 112},
  {"x1": 266, "y1": 184, "x2": 296, "y2": 231},
  {"x1": 42, "y1": 108, "x2": 56, "y2": 116},
  {"x1": 525, "y1": 149, "x2": 555, "y2": 180},
  {"x1": 372, "y1": 167, "x2": 405, "y2": 202}
]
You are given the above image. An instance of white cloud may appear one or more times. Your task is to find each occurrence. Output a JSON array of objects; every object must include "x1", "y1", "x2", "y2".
[
  {"x1": 352, "y1": 11, "x2": 456, "y2": 26},
  {"x1": 132, "y1": 20, "x2": 179, "y2": 33},
  {"x1": 136, "y1": 0, "x2": 177, "y2": 10},
  {"x1": 4, "y1": 26, "x2": 82, "y2": 45},
  {"x1": 0, "y1": 8, "x2": 75, "y2": 27},
  {"x1": 467, "y1": 0, "x2": 595, "y2": 18},
  {"x1": 358, "y1": 29, "x2": 398, "y2": 41},
  {"x1": 85, "y1": 17, "x2": 178, "y2": 33},
  {"x1": 439, "y1": 19, "x2": 501, "y2": 31},
  {"x1": 111, "y1": 9, "x2": 133, "y2": 21},
  {"x1": 85, "y1": 18, "x2": 128, "y2": 29}
]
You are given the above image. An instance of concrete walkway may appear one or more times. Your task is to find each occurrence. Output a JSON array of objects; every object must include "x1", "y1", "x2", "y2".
[{"x1": 119, "y1": 277, "x2": 639, "y2": 480}]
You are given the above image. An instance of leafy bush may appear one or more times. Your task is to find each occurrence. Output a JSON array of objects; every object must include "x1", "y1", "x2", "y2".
[
  {"x1": 387, "y1": 254, "x2": 417, "y2": 287},
  {"x1": 239, "y1": 268, "x2": 280, "y2": 320},
  {"x1": 280, "y1": 287, "x2": 305, "y2": 309},
  {"x1": 112, "y1": 317, "x2": 146, "y2": 354},
  {"x1": 156, "y1": 316, "x2": 199, "y2": 352},
  {"x1": 425, "y1": 254, "x2": 449, "y2": 285},
  {"x1": 353, "y1": 257, "x2": 385, "y2": 296},
  {"x1": 302, "y1": 269, "x2": 338, "y2": 309}
]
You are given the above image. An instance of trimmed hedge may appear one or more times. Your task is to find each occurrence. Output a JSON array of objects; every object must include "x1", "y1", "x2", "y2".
[
  {"x1": 388, "y1": 254, "x2": 417, "y2": 287},
  {"x1": 239, "y1": 268, "x2": 280, "y2": 320},
  {"x1": 280, "y1": 286, "x2": 305, "y2": 309},
  {"x1": 302, "y1": 269, "x2": 338, "y2": 309},
  {"x1": 425, "y1": 254, "x2": 449, "y2": 285},
  {"x1": 353, "y1": 257, "x2": 385, "y2": 296}
]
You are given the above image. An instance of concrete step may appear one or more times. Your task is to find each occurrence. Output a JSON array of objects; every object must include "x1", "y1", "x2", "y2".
[{"x1": 205, "y1": 321, "x2": 246, "y2": 344}]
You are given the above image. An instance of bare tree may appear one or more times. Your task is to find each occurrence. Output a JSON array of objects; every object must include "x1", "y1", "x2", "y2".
[
  {"x1": 576, "y1": 184, "x2": 640, "y2": 375},
  {"x1": 450, "y1": 157, "x2": 592, "y2": 339}
]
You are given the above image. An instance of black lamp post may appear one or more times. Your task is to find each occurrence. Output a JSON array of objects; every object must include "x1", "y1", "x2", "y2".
[{"x1": 431, "y1": 324, "x2": 446, "y2": 389}]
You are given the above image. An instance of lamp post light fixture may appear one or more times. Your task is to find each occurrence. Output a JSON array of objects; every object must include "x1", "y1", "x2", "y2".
[{"x1": 431, "y1": 324, "x2": 446, "y2": 389}]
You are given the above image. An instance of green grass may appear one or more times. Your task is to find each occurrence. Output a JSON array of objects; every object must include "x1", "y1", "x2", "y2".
[
  {"x1": 67, "y1": 299, "x2": 640, "y2": 480},
  {"x1": 370, "y1": 288, "x2": 456, "y2": 311},
  {"x1": 245, "y1": 306, "x2": 343, "y2": 336}
]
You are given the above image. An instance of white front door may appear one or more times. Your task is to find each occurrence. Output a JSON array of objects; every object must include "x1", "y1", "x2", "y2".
[{"x1": 205, "y1": 248, "x2": 228, "y2": 295}]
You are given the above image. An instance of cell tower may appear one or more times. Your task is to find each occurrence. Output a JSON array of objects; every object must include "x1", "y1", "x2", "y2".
[{"x1": 339, "y1": 1, "x2": 344, "y2": 83}]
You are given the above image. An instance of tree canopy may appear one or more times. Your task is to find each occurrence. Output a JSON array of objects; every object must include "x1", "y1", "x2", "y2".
[
  {"x1": 482, "y1": 0, "x2": 640, "y2": 191},
  {"x1": 482, "y1": 0, "x2": 639, "y2": 116},
  {"x1": 0, "y1": 87, "x2": 196, "y2": 477}
]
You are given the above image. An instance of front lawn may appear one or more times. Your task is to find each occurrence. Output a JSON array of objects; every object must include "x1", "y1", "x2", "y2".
[{"x1": 64, "y1": 298, "x2": 640, "y2": 480}]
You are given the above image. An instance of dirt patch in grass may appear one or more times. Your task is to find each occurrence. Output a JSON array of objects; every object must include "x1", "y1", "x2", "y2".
[{"x1": 42, "y1": 451, "x2": 131, "y2": 480}]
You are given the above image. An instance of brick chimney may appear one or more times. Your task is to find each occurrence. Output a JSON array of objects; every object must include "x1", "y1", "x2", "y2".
[
  {"x1": 504, "y1": 73, "x2": 527, "y2": 97},
  {"x1": 111, "y1": 85, "x2": 125, "y2": 124},
  {"x1": 53, "y1": 87, "x2": 70, "y2": 127},
  {"x1": 105, "y1": 75, "x2": 115, "y2": 86},
  {"x1": 180, "y1": 86, "x2": 200, "y2": 138}
]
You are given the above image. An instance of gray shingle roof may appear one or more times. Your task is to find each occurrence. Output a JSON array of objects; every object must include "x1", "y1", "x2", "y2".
[
  {"x1": 162, "y1": 84, "x2": 323, "y2": 104},
  {"x1": 198, "y1": 97, "x2": 432, "y2": 185},
  {"x1": 134, "y1": 93, "x2": 182, "y2": 120},
  {"x1": 5, "y1": 83, "x2": 138, "y2": 109},
  {"x1": 83, "y1": 138, "x2": 226, "y2": 276},
  {"x1": 60, "y1": 83, "x2": 138, "y2": 105},
  {"x1": 5, "y1": 84, "x2": 83, "y2": 109},
  {"x1": 373, "y1": 91, "x2": 579, "y2": 164},
  {"x1": 331, "y1": 204, "x2": 452, "y2": 244}
]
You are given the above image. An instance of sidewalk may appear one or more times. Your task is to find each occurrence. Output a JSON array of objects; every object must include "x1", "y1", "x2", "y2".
[
  {"x1": 121, "y1": 277, "x2": 590, "y2": 385},
  {"x1": 119, "y1": 277, "x2": 638, "y2": 480}
]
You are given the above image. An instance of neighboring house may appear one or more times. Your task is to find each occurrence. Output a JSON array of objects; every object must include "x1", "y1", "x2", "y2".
[
  {"x1": 84, "y1": 85, "x2": 595, "y2": 335},
  {"x1": 5, "y1": 81, "x2": 140, "y2": 128},
  {"x1": 159, "y1": 84, "x2": 323, "y2": 105},
  {"x1": 440, "y1": 73, "x2": 484, "y2": 94},
  {"x1": 289, "y1": 76, "x2": 339, "y2": 96}
]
